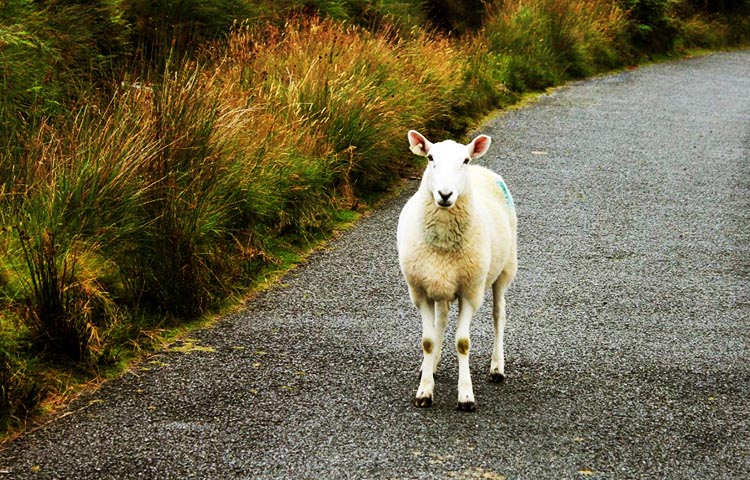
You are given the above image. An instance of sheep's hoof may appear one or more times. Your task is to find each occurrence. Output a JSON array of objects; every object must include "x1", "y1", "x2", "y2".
[
  {"x1": 412, "y1": 396, "x2": 433, "y2": 408},
  {"x1": 489, "y1": 372, "x2": 505, "y2": 383},
  {"x1": 457, "y1": 401, "x2": 477, "y2": 412}
]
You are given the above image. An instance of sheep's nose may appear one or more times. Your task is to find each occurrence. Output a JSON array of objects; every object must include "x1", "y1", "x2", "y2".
[{"x1": 438, "y1": 190, "x2": 453, "y2": 201}]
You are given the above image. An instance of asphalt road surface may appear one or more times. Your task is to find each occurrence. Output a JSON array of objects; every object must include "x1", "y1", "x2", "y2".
[{"x1": 2, "y1": 51, "x2": 749, "y2": 479}]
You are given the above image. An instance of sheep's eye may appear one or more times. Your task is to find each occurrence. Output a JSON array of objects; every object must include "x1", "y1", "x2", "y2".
[
  {"x1": 463, "y1": 157, "x2": 470, "y2": 164},
  {"x1": 427, "y1": 154, "x2": 434, "y2": 162}
]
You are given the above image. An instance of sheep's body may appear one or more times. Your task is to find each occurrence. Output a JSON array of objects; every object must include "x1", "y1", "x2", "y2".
[
  {"x1": 397, "y1": 130, "x2": 517, "y2": 411},
  {"x1": 398, "y1": 165, "x2": 516, "y2": 302}
]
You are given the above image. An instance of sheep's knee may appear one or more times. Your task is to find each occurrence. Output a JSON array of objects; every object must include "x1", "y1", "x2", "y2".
[
  {"x1": 422, "y1": 338, "x2": 434, "y2": 354},
  {"x1": 456, "y1": 337, "x2": 470, "y2": 356}
]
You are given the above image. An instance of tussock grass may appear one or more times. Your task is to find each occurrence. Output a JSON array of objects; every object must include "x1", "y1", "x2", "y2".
[
  {"x1": 1, "y1": 15, "x2": 464, "y2": 376},
  {"x1": 221, "y1": 20, "x2": 466, "y2": 192},
  {"x1": 481, "y1": 0, "x2": 629, "y2": 91}
]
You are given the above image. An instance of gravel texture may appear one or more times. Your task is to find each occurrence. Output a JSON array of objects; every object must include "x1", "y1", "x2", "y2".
[{"x1": 2, "y1": 51, "x2": 749, "y2": 479}]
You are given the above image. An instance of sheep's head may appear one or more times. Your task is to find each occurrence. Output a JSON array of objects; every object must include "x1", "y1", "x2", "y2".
[{"x1": 407, "y1": 130, "x2": 492, "y2": 209}]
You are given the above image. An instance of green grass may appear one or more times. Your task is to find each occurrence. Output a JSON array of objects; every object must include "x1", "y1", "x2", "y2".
[
  {"x1": 1, "y1": 0, "x2": 748, "y2": 436},
  {"x1": 478, "y1": 0, "x2": 631, "y2": 91}
]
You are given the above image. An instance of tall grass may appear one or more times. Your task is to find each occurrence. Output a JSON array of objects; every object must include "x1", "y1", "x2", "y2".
[
  {"x1": 224, "y1": 20, "x2": 466, "y2": 193},
  {"x1": 481, "y1": 0, "x2": 629, "y2": 91},
  {"x1": 1, "y1": 16, "x2": 467, "y2": 372},
  {"x1": 0, "y1": 97, "x2": 158, "y2": 363}
]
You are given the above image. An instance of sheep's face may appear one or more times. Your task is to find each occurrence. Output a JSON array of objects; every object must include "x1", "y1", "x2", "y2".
[{"x1": 407, "y1": 130, "x2": 492, "y2": 209}]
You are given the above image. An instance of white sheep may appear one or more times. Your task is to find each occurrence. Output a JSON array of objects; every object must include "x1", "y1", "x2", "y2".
[{"x1": 397, "y1": 129, "x2": 517, "y2": 412}]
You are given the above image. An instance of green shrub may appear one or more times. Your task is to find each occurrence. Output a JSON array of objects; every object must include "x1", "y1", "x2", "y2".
[
  {"x1": 621, "y1": 0, "x2": 679, "y2": 54},
  {"x1": 425, "y1": 0, "x2": 489, "y2": 33},
  {"x1": 0, "y1": 19, "x2": 67, "y2": 152}
]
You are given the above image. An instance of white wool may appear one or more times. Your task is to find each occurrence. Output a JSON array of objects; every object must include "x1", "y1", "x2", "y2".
[{"x1": 397, "y1": 130, "x2": 518, "y2": 411}]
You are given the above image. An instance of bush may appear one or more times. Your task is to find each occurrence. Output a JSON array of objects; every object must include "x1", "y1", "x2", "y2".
[
  {"x1": 219, "y1": 19, "x2": 464, "y2": 192},
  {"x1": 673, "y1": 0, "x2": 750, "y2": 48},
  {"x1": 121, "y1": 72, "x2": 244, "y2": 317},
  {"x1": 426, "y1": 0, "x2": 489, "y2": 33},
  {"x1": 621, "y1": 0, "x2": 680, "y2": 54},
  {"x1": 0, "y1": 91, "x2": 157, "y2": 362}
]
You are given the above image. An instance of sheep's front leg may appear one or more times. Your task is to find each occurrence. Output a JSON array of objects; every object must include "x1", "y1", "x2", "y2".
[
  {"x1": 414, "y1": 299, "x2": 437, "y2": 408},
  {"x1": 490, "y1": 281, "x2": 507, "y2": 383},
  {"x1": 455, "y1": 297, "x2": 477, "y2": 412},
  {"x1": 433, "y1": 300, "x2": 449, "y2": 373}
]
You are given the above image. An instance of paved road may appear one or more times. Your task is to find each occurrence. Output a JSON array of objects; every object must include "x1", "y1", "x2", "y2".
[{"x1": 2, "y1": 51, "x2": 749, "y2": 479}]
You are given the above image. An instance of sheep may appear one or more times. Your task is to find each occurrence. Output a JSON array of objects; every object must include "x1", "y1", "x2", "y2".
[{"x1": 397, "y1": 129, "x2": 517, "y2": 412}]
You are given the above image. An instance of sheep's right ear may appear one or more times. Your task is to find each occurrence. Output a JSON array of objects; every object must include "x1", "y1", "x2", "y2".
[
  {"x1": 407, "y1": 130, "x2": 432, "y2": 157},
  {"x1": 467, "y1": 134, "x2": 492, "y2": 159}
]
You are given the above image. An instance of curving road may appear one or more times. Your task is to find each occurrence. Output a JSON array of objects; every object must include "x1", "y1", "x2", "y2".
[{"x1": 2, "y1": 51, "x2": 749, "y2": 479}]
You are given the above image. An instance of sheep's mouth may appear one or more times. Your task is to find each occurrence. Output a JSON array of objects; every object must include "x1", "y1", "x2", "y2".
[{"x1": 436, "y1": 200, "x2": 454, "y2": 209}]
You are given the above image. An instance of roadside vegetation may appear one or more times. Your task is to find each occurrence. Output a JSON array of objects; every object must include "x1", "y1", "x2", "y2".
[{"x1": 1, "y1": 0, "x2": 748, "y2": 435}]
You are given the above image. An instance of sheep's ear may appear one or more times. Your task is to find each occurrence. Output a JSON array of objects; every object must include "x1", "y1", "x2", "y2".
[
  {"x1": 407, "y1": 130, "x2": 432, "y2": 157},
  {"x1": 467, "y1": 134, "x2": 492, "y2": 159}
]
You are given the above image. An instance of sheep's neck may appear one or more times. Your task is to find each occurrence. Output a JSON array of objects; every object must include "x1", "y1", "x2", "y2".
[{"x1": 422, "y1": 191, "x2": 473, "y2": 251}]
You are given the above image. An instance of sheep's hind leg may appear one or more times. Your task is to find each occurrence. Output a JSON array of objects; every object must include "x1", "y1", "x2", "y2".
[
  {"x1": 489, "y1": 280, "x2": 507, "y2": 383},
  {"x1": 414, "y1": 300, "x2": 437, "y2": 408},
  {"x1": 455, "y1": 297, "x2": 477, "y2": 412}
]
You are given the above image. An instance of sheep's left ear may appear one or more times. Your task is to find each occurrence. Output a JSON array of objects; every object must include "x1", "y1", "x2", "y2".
[{"x1": 467, "y1": 134, "x2": 491, "y2": 159}]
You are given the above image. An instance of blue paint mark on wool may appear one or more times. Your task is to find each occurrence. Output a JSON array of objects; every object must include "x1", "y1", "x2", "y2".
[{"x1": 496, "y1": 177, "x2": 515, "y2": 211}]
